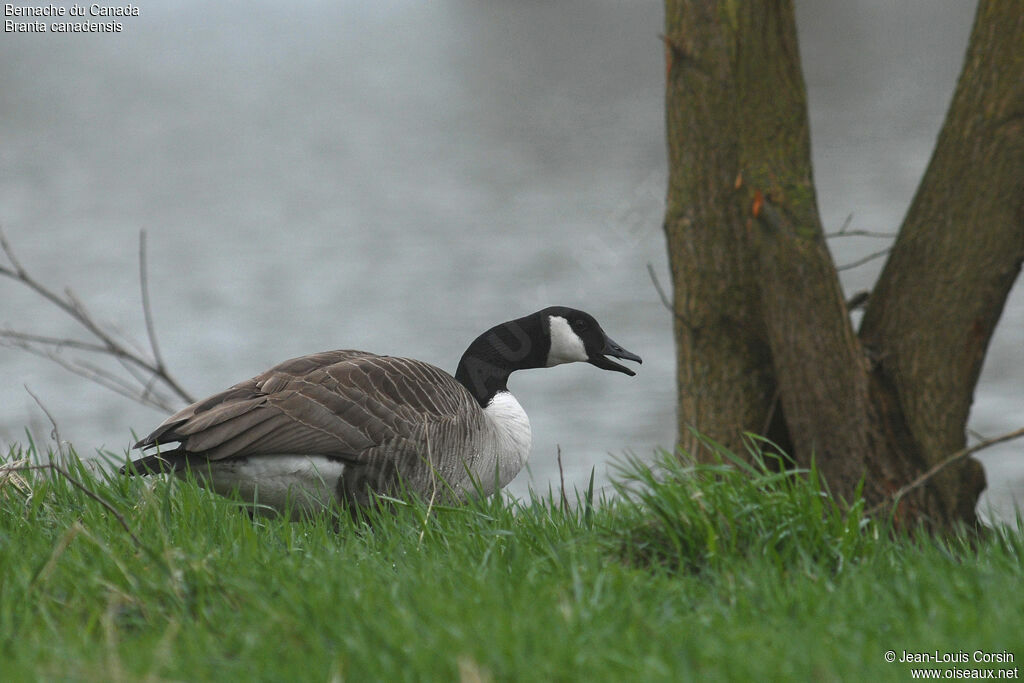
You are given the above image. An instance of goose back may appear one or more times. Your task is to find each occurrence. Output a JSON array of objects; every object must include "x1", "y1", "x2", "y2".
[{"x1": 132, "y1": 350, "x2": 527, "y2": 505}]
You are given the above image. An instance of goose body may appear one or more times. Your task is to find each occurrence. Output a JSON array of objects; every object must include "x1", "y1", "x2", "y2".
[{"x1": 124, "y1": 307, "x2": 640, "y2": 516}]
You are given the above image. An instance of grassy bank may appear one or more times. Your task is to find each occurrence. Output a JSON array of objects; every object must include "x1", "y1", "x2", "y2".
[{"x1": 1, "y1": 442, "x2": 1021, "y2": 681}]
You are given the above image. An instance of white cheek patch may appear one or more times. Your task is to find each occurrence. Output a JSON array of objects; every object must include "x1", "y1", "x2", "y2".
[{"x1": 546, "y1": 315, "x2": 588, "y2": 366}]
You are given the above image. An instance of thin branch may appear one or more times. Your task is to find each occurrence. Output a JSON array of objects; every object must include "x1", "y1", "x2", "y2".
[
  {"x1": 825, "y1": 214, "x2": 895, "y2": 240},
  {"x1": 836, "y1": 247, "x2": 892, "y2": 272},
  {"x1": 845, "y1": 290, "x2": 870, "y2": 311},
  {"x1": 63, "y1": 287, "x2": 126, "y2": 355},
  {"x1": 868, "y1": 425, "x2": 1024, "y2": 517},
  {"x1": 105, "y1": 318, "x2": 151, "y2": 358},
  {"x1": 0, "y1": 226, "x2": 195, "y2": 409},
  {"x1": 0, "y1": 226, "x2": 27, "y2": 276},
  {"x1": 0, "y1": 330, "x2": 114, "y2": 355},
  {"x1": 0, "y1": 326, "x2": 160, "y2": 376},
  {"x1": 751, "y1": 203, "x2": 892, "y2": 263},
  {"x1": 832, "y1": 213, "x2": 854, "y2": 235},
  {"x1": 646, "y1": 262, "x2": 697, "y2": 332},
  {"x1": 1, "y1": 231, "x2": 92, "y2": 324},
  {"x1": 69, "y1": 361, "x2": 175, "y2": 411},
  {"x1": 115, "y1": 352, "x2": 157, "y2": 394},
  {"x1": 646, "y1": 262, "x2": 674, "y2": 314},
  {"x1": 2, "y1": 330, "x2": 177, "y2": 412},
  {"x1": 967, "y1": 428, "x2": 987, "y2": 442},
  {"x1": 826, "y1": 229, "x2": 897, "y2": 240},
  {"x1": 66, "y1": 355, "x2": 172, "y2": 407},
  {"x1": 24, "y1": 384, "x2": 66, "y2": 461},
  {"x1": 139, "y1": 230, "x2": 166, "y2": 375}
]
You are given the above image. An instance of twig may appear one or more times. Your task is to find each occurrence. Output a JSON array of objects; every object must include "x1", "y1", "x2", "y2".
[
  {"x1": 830, "y1": 213, "x2": 854, "y2": 236},
  {"x1": 3, "y1": 338, "x2": 176, "y2": 411},
  {"x1": 967, "y1": 428, "x2": 987, "y2": 442},
  {"x1": 0, "y1": 330, "x2": 122, "y2": 355},
  {"x1": 825, "y1": 214, "x2": 895, "y2": 240},
  {"x1": 868, "y1": 425, "x2": 1024, "y2": 517},
  {"x1": 826, "y1": 229, "x2": 897, "y2": 240},
  {"x1": 646, "y1": 262, "x2": 696, "y2": 331},
  {"x1": 836, "y1": 247, "x2": 892, "y2": 272},
  {"x1": 0, "y1": 226, "x2": 195, "y2": 409},
  {"x1": 139, "y1": 231, "x2": 166, "y2": 378},
  {"x1": 646, "y1": 263, "x2": 674, "y2": 314},
  {"x1": 23, "y1": 384, "x2": 66, "y2": 462},
  {"x1": 0, "y1": 227, "x2": 27, "y2": 276},
  {"x1": 845, "y1": 290, "x2": 870, "y2": 311}
]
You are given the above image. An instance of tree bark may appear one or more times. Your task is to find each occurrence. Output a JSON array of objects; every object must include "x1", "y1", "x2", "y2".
[
  {"x1": 662, "y1": 0, "x2": 1023, "y2": 528},
  {"x1": 858, "y1": 1, "x2": 1024, "y2": 523}
]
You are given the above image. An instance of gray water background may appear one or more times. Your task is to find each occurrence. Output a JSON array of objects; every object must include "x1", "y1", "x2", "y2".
[{"x1": 2, "y1": 1, "x2": 1021, "y2": 522}]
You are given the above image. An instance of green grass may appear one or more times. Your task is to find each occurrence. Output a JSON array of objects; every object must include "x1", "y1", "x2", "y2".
[{"x1": 1, "y1": 440, "x2": 1022, "y2": 682}]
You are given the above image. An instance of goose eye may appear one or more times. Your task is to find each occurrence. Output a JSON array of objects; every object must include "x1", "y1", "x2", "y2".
[{"x1": 572, "y1": 319, "x2": 588, "y2": 332}]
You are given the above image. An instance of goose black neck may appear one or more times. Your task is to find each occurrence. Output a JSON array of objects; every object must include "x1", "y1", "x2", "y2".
[{"x1": 454, "y1": 313, "x2": 550, "y2": 408}]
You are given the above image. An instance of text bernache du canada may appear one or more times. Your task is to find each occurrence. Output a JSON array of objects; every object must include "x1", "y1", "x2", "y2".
[{"x1": 5, "y1": 4, "x2": 140, "y2": 33}]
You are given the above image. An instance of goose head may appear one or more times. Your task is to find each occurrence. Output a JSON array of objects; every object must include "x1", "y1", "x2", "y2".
[
  {"x1": 541, "y1": 306, "x2": 642, "y2": 376},
  {"x1": 454, "y1": 306, "x2": 642, "y2": 407}
]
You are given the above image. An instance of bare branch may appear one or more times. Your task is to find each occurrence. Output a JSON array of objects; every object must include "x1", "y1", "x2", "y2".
[
  {"x1": 646, "y1": 262, "x2": 672, "y2": 312},
  {"x1": 0, "y1": 227, "x2": 27, "y2": 277},
  {"x1": 647, "y1": 262, "x2": 699, "y2": 333},
  {"x1": 24, "y1": 384, "x2": 66, "y2": 461},
  {"x1": 0, "y1": 330, "x2": 113, "y2": 355},
  {"x1": 105, "y1": 318, "x2": 151, "y2": 358},
  {"x1": 868, "y1": 426, "x2": 1024, "y2": 517},
  {"x1": 0, "y1": 226, "x2": 195, "y2": 410},
  {"x1": 845, "y1": 290, "x2": 870, "y2": 311},
  {"x1": 836, "y1": 247, "x2": 892, "y2": 272},
  {"x1": 832, "y1": 213, "x2": 855, "y2": 235},
  {"x1": 139, "y1": 230, "x2": 166, "y2": 374},
  {"x1": 826, "y1": 229, "x2": 897, "y2": 239},
  {"x1": 823, "y1": 212, "x2": 895, "y2": 240},
  {"x1": 2, "y1": 335, "x2": 177, "y2": 411},
  {"x1": 66, "y1": 356, "x2": 174, "y2": 409},
  {"x1": 63, "y1": 286, "x2": 123, "y2": 353}
]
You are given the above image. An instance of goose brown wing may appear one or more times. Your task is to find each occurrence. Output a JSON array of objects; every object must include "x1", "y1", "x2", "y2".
[{"x1": 133, "y1": 350, "x2": 473, "y2": 462}]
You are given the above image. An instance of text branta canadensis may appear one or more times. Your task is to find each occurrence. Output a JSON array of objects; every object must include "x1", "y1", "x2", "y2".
[{"x1": 123, "y1": 306, "x2": 641, "y2": 516}]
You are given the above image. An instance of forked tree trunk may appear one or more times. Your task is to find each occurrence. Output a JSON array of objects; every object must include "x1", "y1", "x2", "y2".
[{"x1": 662, "y1": 0, "x2": 1023, "y2": 528}]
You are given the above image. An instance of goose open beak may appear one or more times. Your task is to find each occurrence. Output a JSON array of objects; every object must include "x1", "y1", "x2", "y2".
[{"x1": 588, "y1": 335, "x2": 642, "y2": 376}]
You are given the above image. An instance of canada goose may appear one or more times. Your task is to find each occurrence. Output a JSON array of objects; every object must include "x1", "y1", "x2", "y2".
[{"x1": 123, "y1": 306, "x2": 641, "y2": 516}]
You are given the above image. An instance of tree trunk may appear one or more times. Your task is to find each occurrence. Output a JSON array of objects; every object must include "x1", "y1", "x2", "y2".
[
  {"x1": 662, "y1": 0, "x2": 1023, "y2": 529},
  {"x1": 858, "y1": 1, "x2": 1024, "y2": 523}
]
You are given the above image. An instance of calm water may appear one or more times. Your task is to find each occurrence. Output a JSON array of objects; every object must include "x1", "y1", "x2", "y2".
[{"x1": 2, "y1": 1, "x2": 1020, "y2": 521}]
